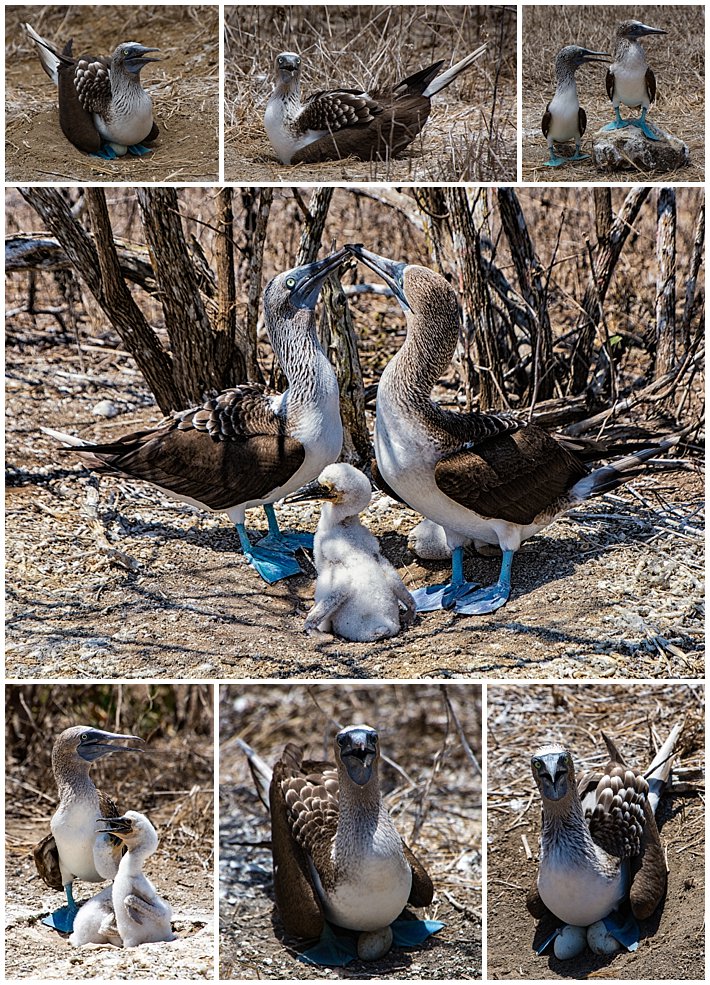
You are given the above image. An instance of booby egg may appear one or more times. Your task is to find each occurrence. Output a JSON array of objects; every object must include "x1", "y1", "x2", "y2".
[
  {"x1": 553, "y1": 924, "x2": 587, "y2": 960},
  {"x1": 587, "y1": 920, "x2": 623, "y2": 955},
  {"x1": 357, "y1": 926, "x2": 393, "y2": 961}
]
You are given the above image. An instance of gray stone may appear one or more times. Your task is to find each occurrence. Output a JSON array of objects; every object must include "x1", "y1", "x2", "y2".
[{"x1": 592, "y1": 124, "x2": 690, "y2": 173}]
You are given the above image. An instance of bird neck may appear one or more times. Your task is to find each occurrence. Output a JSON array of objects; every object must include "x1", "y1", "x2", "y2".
[
  {"x1": 120, "y1": 845, "x2": 151, "y2": 874},
  {"x1": 52, "y1": 754, "x2": 98, "y2": 804},
  {"x1": 274, "y1": 75, "x2": 302, "y2": 113},
  {"x1": 554, "y1": 66, "x2": 579, "y2": 94},
  {"x1": 334, "y1": 770, "x2": 388, "y2": 858},
  {"x1": 320, "y1": 502, "x2": 361, "y2": 529},
  {"x1": 540, "y1": 788, "x2": 598, "y2": 862},
  {"x1": 387, "y1": 298, "x2": 459, "y2": 410},
  {"x1": 110, "y1": 63, "x2": 144, "y2": 96},
  {"x1": 270, "y1": 309, "x2": 337, "y2": 404},
  {"x1": 615, "y1": 37, "x2": 648, "y2": 66}
]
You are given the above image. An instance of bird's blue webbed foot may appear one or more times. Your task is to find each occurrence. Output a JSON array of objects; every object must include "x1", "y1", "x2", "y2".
[
  {"x1": 235, "y1": 523, "x2": 302, "y2": 583},
  {"x1": 602, "y1": 107, "x2": 631, "y2": 132},
  {"x1": 453, "y1": 550, "x2": 514, "y2": 615},
  {"x1": 256, "y1": 504, "x2": 314, "y2": 553},
  {"x1": 543, "y1": 150, "x2": 569, "y2": 167},
  {"x1": 127, "y1": 143, "x2": 153, "y2": 156},
  {"x1": 412, "y1": 546, "x2": 479, "y2": 612},
  {"x1": 391, "y1": 918, "x2": 445, "y2": 946},
  {"x1": 43, "y1": 885, "x2": 78, "y2": 932},
  {"x1": 601, "y1": 911, "x2": 640, "y2": 951},
  {"x1": 298, "y1": 923, "x2": 359, "y2": 966},
  {"x1": 628, "y1": 109, "x2": 662, "y2": 141},
  {"x1": 569, "y1": 151, "x2": 590, "y2": 161},
  {"x1": 90, "y1": 143, "x2": 119, "y2": 160}
]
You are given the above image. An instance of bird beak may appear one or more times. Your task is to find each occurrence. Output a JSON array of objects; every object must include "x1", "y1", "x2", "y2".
[
  {"x1": 285, "y1": 479, "x2": 338, "y2": 504},
  {"x1": 579, "y1": 49, "x2": 610, "y2": 64},
  {"x1": 338, "y1": 728, "x2": 378, "y2": 786},
  {"x1": 96, "y1": 815, "x2": 133, "y2": 836},
  {"x1": 345, "y1": 244, "x2": 410, "y2": 311},
  {"x1": 635, "y1": 23, "x2": 667, "y2": 37},
  {"x1": 288, "y1": 247, "x2": 350, "y2": 310},
  {"x1": 77, "y1": 730, "x2": 144, "y2": 762},
  {"x1": 125, "y1": 46, "x2": 160, "y2": 73}
]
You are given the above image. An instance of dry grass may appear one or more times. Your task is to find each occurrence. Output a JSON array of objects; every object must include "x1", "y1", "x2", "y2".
[
  {"x1": 522, "y1": 4, "x2": 705, "y2": 181},
  {"x1": 224, "y1": 4, "x2": 516, "y2": 182},
  {"x1": 4, "y1": 4, "x2": 219, "y2": 182}
]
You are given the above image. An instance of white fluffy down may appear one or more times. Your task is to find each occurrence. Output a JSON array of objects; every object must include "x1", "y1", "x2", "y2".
[
  {"x1": 306, "y1": 464, "x2": 415, "y2": 642},
  {"x1": 69, "y1": 886, "x2": 122, "y2": 947}
]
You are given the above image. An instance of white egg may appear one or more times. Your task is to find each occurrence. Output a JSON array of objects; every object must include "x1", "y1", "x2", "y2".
[
  {"x1": 553, "y1": 924, "x2": 587, "y2": 960},
  {"x1": 357, "y1": 926, "x2": 393, "y2": 961},
  {"x1": 587, "y1": 920, "x2": 623, "y2": 955}
]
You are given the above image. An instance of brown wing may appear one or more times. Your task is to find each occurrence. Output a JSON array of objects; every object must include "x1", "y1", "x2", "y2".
[
  {"x1": 73, "y1": 53, "x2": 113, "y2": 114},
  {"x1": 56, "y1": 40, "x2": 101, "y2": 152},
  {"x1": 526, "y1": 873, "x2": 550, "y2": 919},
  {"x1": 268, "y1": 745, "x2": 337, "y2": 939},
  {"x1": 541, "y1": 104, "x2": 551, "y2": 139},
  {"x1": 144, "y1": 121, "x2": 160, "y2": 144},
  {"x1": 33, "y1": 832, "x2": 64, "y2": 890},
  {"x1": 66, "y1": 387, "x2": 306, "y2": 511},
  {"x1": 98, "y1": 789, "x2": 120, "y2": 817},
  {"x1": 434, "y1": 426, "x2": 588, "y2": 526},
  {"x1": 629, "y1": 799, "x2": 667, "y2": 919},
  {"x1": 403, "y1": 843, "x2": 434, "y2": 907},
  {"x1": 297, "y1": 89, "x2": 380, "y2": 134},
  {"x1": 605, "y1": 69, "x2": 615, "y2": 101},
  {"x1": 578, "y1": 106, "x2": 587, "y2": 137},
  {"x1": 292, "y1": 100, "x2": 428, "y2": 163},
  {"x1": 645, "y1": 67, "x2": 656, "y2": 104}
]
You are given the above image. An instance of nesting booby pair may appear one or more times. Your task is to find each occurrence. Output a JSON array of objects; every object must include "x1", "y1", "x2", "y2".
[
  {"x1": 264, "y1": 45, "x2": 487, "y2": 165},
  {"x1": 70, "y1": 811, "x2": 174, "y2": 948},
  {"x1": 44, "y1": 250, "x2": 348, "y2": 584},
  {"x1": 345, "y1": 244, "x2": 677, "y2": 616},
  {"x1": 240, "y1": 725, "x2": 440, "y2": 966},
  {"x1": 24, "y1": 24, "x2": 160, "y2": 159},
  {"x1": 33, "y1": 726, "x2": 144, "y2": 932},
  {"x1": 603, "y1": 20, "x2": 667, "y2": 141},
  {"x1": 528, "y1": 727, "x2": 680, "y2": 958},
  {"x1": 541, "y1": 46, "x2": 608, "y2": 167},
  {"x1": 288, "y1": 463, "x2": 416, "y2": 641}
]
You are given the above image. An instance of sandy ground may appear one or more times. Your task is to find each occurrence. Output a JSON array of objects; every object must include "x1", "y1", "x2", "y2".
[
  {"x1": 5, "y1": 726, "x2": 215, "y2": 979},
  {"x1": 4, "y1": 5, "x2": 219, "y2": 183},
  {"x1": 486, "y1": 683, "x2": 705, "y2": 981},
  {"x1": 521, "y1": 4, "x2": 705, "y2": 182},
  {"x1": 219, "y1": 683, "x2": 482, "y2": 980},
  {"x1": 5, "y1": 332, "x2": 704, "y2": 681}
]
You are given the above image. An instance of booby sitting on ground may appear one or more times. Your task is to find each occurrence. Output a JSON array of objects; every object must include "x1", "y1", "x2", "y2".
[
  {"x1": 43, "y1": 250, "x2": 347, "y2": 583},
  {"x1": 602, "y1": 20, "x2": 667, "y2": 141},
  {"x1": 33, "y1": 726, "x2": 144, "y2": 933},
  {"x1": 264, "y1": 45, "x2": 487, "y2": 165},
  {"x1": 541, "y1": 46, "x2": 608, "y2": 166},
  {"x1": 528, "y1": 726, "x2": 680, "y2": 958},
  {"x1": 239, "y1": 726, "x2": 440, "y2": 965},
  {"x1": 288, "y1": 463, "x2": 416, "y2": 641},
  {"x1": 24, "y1": 24, "x2": 160, "y2": 160},
  {"x1": 347, "y1": 244, "x2": 676, "y2": 615},
  {"x1": 68, "y1": 885, "x2": 121, "y2": 947}
]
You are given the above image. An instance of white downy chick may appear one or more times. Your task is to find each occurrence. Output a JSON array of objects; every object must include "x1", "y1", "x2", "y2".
[
  {"x1": 69, "y1": 885, "x2": 122, "y2": 947},
  {"x1": 296, "y1": 463, "x2": 416, "y2": 641}
]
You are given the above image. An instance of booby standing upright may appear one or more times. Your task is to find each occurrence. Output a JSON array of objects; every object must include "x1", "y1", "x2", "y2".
[
  {"x1": 43, "y1": 249, "x2": 348, "y2": 583},
  {"x1": 268, "y1": 724, "x2": 439, "y2": 964},
  {"x1": 33, "y1": 726, "x2": 144, "y2": 932},
  {"x1": 101, "y1": 811, "x2": 175, "y2": 947},
  {"x1": 264, "y1": 45, "x2": 487, "y2": 165},
  {"x1": 288, "y1": 463, "x2": 416, "y2": 641},
  {"x1": 528, "y1": 726, "x2": 680, "y2": 958},
  {"x1": 602, "y1": 20, "x2": 667, "y2": 141},
  {"x1": 541, "y1": 46, "x2": 609, "y2": 166},
  {"x1": 24, "y1": 24, "x2": 160, "y2": 159},
  {"x1": 347, "y1": 244, "x2": 676, "y2": 615}
]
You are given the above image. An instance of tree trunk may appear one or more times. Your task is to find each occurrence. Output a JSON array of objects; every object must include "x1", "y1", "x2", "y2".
[
  {"x1": 655, "y1": 187, "x2": 677, "y2": 376},
  {"x1": 240, "y1": 188, "x2": 272, "y2": 384},
  {"x1": 214, "y1": 189, "x2": 246, "y2": 383},
  {"x1": 681, "y1": 200, "x2": 704, "y2": 353}
]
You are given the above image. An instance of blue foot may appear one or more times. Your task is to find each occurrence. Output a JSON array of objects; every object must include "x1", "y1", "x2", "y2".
[
  {"x1": 543, "y1": 154, "x2": 568, "y2": 167},
  {"x1": 299, "y1": 923, "x2": 358, "y2": 967},
  {"x1": 235, "y1": 522, "x2": 302, "y2": 583},
  {"x1": 602, "y1": 911, "x2": 640, "y2": 952},
  {"x1": 570, "y1": 151, "x2": 590, "y2": 161},
  {"x1": 414, "y1": 547, "x2": 514, "y2": 616},
  {"x1": 535, "y1": 926, "x2": 560, "y2": 955},
  {"x1": 42, "y1": 903, "x2": 78, "y2": 933},
  {"x1": 391, "y1": 918, "x2": 445, "y2": 946},
  {"x1": 454, "y1": 580, "x2": 511, "y2": 615},
  {"x1": 601, "y1": 120, "x2": 631, "y2": 132},
  {"x1": 91, "y1": 144, "x2": 119, "y2": 160},
  {"x1": 412, "y1": 580, "x2": 479, "y2": 612},
  {"x1": 628, "y1": 116, "x2": 662, "y2": 141},
  {"x1": 127, "y1": 143, "x2": 153, "y2": 156},
  {"x1": 257, "y1": 530, "x2": 314, "y2": 553}
]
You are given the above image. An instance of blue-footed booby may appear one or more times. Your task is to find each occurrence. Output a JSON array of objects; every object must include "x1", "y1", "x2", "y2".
[
  {"x1": 542, "y1": 46, "x2": 608, "y2": 166},
  {"x1": 24, "y1": 24, "x2": 160, "y2": 160},
  {"x1": 33, "y1": 726, "x2": 144, "y2": 933},
  {"x1": 267, "y1": 725, "x2": 439, "y2": 965},
  {"x1": 347, "y1": 244, "x2": 677, "y2": 615},
  {"x1": 528, "y1": 726, "x2": 680, "y2": 958},
  {"x1": 42, "y1": 249, "x2": 347, "y2": 583},
  {"x1": 288, "y1": 463, "x2": 416, "y2": 641},
  {"x1": 264, "y1": 45, "x2": 487, "y2": 164},
  {"x1": 603, "y1": 20, "x2": 667, "y2": 141}
]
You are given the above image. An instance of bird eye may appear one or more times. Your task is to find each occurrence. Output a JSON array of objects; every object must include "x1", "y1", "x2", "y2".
[
  {"x1": 286, "y1": 277, "x2": 296, "y2": 288},
  {"x1": 532, "y1": 758, "x2": 542, "y2": 771}
]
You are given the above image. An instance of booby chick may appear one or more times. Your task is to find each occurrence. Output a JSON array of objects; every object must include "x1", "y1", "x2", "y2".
[
  {"x1": 33, "y1": 726, "x2": 144, "y2": 933},
  {"x1": 68, "y1": 885, "x2": 121, "y2": 947},
  {"x1": 264, "y1": 45, "x2": 487, "y2": 165},
  {"x1": 24, "y1": 24, "x2": 160, "y2": 160},
  {"x1": 347, "y1": 244, "x2": 676, "y2": 615},
  {"x1": 603, "y1": 20, "x2": 667, "y2": 141},
  {"x1": 43, "y1": 249, "x2": 347, "y2": 584},
  {"x1": 103, "y1": 812, "x2": 175, "y2": 947},
  {"x1": 528, "y1": 726, "x2": 680, "y2": 958},
  {"x1": 541, "y1": 46, "x2": 608, "y2": 166},
  {"x1": 288, "y1": 463, "x2": 416, "y2": 641},
  {"x1": 268, "y1": 724, "x2": 440, "y2": 965}
]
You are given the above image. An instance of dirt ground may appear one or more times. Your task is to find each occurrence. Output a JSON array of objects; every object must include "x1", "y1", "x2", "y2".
[
  {"x1": 5, "y1": 5, "x2": 219, "y2": 182},
  {"x1": 4, "y1": 689, "x2": 215, "y2": 978},
  {"x1": 486, "y1": 682, "x2": 705, "y2": 981},
  {"x1": 219, "y1": 683, "x2": 482, "y2": 980},
  {"x1": 224, "y1": 4, "x2": 516, "y2": 182},
  {"x1": 521, "y1": 4, "x2": 705, "y2": 182}
]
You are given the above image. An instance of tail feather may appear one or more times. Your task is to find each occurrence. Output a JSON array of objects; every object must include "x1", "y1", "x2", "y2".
[
  {"x1": 40, "y1": 426, "x2": 87, "y2": 447},
  {"x1": 570, "y1": 438, "x2": 679, "y2": 502},
  {"x1": 420, "y1": 43, "x2": 488, "y2": 97},
  {"x1": 24, "y1": 24, "x2": 69, "y2": 85},
  {"x1": 644, "y1": 723, "x2": 682, "y2": 815},
  {"x1": 235, "y1": 738, "x2": 272, "y2": 810}
]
